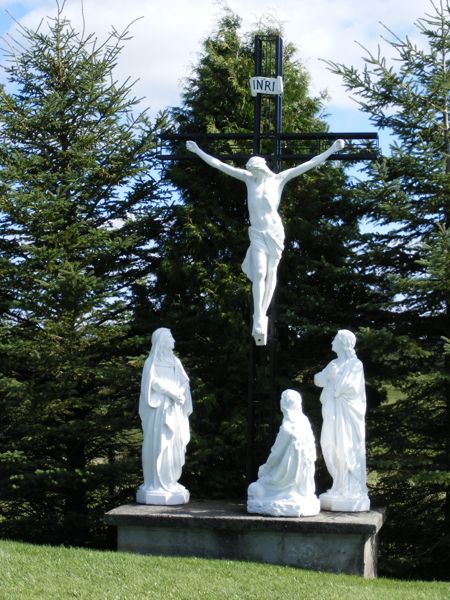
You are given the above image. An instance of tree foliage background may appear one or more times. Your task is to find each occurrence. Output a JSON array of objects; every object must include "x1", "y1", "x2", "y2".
[
  {"x1": 0, "y1": 0, "x2": 449, "y2": 581},
  {"x1": 0, "y1": 6, "x2": 167, "y2": 545},
  {"x1": 328, "y1": 0, "x2": 450, "y2": 579}
]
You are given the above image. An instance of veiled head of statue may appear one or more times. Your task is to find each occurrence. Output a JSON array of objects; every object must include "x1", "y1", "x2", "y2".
[
  {"x1": 281, "y1": 389, "x2": 302, "y2": 414},
  {"x1": 150, "y1": 327, "x2": 175, "y2": 361},
  {"x1": 152, "y1": 327, "x2": 172, "y2": 345}
]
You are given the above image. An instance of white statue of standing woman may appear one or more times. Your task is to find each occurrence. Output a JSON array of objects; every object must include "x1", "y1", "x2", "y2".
[
  {"x1": 186, "y1": 139, "x2": 345, "y2": 345},
  {"x1": 314, "y1": 330, "x2": 370, "y2": 511},
  {"x1": 136, "y1": 328, "x2": 192, "y2": 505},
  {"x1": 247, "y1": 389, "x2": 320, "y2": 517}
]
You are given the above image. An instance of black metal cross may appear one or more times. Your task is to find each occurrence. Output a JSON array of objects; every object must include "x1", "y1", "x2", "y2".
[
  {"x1": 157, "y1": 35, "x2": 379, "y2": 483},
  {"x1": 158, "y1": 36, "x2": 378, "y2": 166}
]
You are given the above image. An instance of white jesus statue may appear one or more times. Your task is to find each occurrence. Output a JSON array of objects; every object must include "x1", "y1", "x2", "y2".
[
  {"x1": 314, "y1": 329, "x2": 370, "y2": 512},
  {"x1": 186, "y1": 139, "x2": 345, "y2": 345}
]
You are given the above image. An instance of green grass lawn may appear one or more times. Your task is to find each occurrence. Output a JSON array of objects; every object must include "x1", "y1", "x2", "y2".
[{"x1": 0, "y1": 539, "x2": 448, "y2": 600}]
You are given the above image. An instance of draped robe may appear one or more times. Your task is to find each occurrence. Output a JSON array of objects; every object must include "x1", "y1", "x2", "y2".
[
  {"x1": 315, "y1": 357, "x2": 368, "y2": 497},
  {"x1": 138, "y1": 351, "x2": 192, "y2": 492},
  {"x1": 255, "y1": 412, "x2": 317, "y2": 499}
]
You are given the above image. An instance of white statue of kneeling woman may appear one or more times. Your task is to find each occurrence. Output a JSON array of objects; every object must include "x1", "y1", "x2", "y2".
[
  {"x1": 136, "y1": 328, "x2": 192, "y2": 505},
  {"x1": 247, "y1": 389, "x2": 320, "y2": 517},
  {"x1": 314, "y1": 329, "x2": 370, "y2": 511}
]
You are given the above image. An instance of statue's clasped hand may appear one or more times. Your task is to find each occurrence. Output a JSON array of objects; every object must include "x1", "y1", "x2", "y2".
[{"x1": 175, "y1": 390, "x2": 185, "y2": 404}]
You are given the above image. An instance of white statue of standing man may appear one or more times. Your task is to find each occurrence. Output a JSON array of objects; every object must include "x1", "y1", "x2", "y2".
[
  {"x1": 314, "y1": 329, "x2": 370, "y2": 511},
  {"x1": 186, "y1": 139, "x2": 345, "y2": 345},
  {"x1": 136, "y1": 328, "x2": 192, "y2": 505}
]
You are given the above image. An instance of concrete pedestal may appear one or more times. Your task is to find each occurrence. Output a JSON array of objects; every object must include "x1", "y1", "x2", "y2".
[{"x1": 104, "y1": 500, "x2": 385, "y2": 578}]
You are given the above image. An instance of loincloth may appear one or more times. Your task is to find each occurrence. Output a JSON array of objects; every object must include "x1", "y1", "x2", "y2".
[{"x1": 241, "y1": 226, "x2": 285, "y2": 281}]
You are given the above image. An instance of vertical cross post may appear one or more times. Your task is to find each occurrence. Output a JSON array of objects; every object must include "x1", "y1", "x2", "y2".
[
  {"x1": 247, "y1": 35, "x2": 284, "y2": 483},
  {"x1": 252, "y1": 35, "x2": 283, "y2": 169}
]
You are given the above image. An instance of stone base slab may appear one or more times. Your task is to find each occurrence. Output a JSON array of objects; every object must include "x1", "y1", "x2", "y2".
[{"x1": 104, "y1": 500, "x2": 385, "y2": 578}]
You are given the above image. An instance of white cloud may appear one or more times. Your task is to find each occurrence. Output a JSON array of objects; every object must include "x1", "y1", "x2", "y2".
[{"x1": 0, "y1": 0, "x2": 435, "y2": 120}]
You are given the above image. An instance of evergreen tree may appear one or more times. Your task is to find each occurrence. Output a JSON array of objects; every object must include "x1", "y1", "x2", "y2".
[
  {"x1": 156, "y1": 10, "x2": 377, "y2": 499},
  {"x1": 327, "y1": 0, "x2": 450, "y2": 579},
  {"x1": 0, "y1": 7, "x2": 164, "y2": 545}
]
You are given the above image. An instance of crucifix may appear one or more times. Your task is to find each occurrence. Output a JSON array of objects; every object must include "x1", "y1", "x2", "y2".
[
  {"x1": 157, "y1": 35, "x2": 378, "y2": 481},
  {"x1": 185, "y1": 137, "x2": 345, "y2": 346}
]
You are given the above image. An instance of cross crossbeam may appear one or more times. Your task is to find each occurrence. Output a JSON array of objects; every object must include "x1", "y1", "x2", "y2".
[{"x1": 156, "y1": 131, "x2": 379, "y2": 164}]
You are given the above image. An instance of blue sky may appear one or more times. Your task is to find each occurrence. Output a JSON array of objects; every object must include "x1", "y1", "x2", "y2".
[{"x1": 0, "y1": 0, "x2": 437, "y2": 153}]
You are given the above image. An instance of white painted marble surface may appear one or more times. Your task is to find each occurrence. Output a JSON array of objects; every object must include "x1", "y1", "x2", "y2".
[
  {"x1": 314, "y1": 330, "x2": 370, "y2": 511},
  {"x1": 186, "y1": 139, "x2": 345, "y2": 345},
  {"x1": 247, "y1": 389, "x2": 320, "y2": 517},
  {"x1": 136, "y1": 328, "x2": 192, "y2": 505}
]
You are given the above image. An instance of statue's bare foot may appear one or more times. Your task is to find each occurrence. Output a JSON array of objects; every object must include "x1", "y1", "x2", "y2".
[{"x1": 252, "y1": 316, "x2": 268, "y2": 346}]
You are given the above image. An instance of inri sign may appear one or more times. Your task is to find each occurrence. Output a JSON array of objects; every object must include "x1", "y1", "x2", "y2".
[{"x1": 250, "y1": 76, "x2": 284, "y2": 97}]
